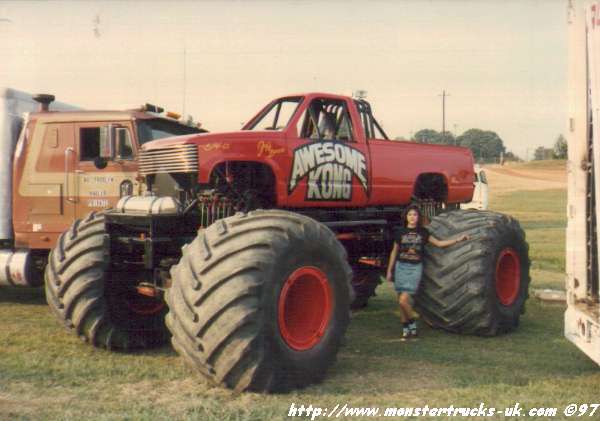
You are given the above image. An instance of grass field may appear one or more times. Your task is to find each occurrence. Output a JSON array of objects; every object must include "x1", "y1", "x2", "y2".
[
  {"x1": 2, "y1": 163, "x2": 599, "y2": 420},
  {"x1": 506, "y1": 159, "x2": 567, "y2": 170}
]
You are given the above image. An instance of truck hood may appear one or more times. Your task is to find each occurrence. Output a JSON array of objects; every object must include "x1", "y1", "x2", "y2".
[{"x1": 142, "y1": 130, "x2": 285, "y2": 151}]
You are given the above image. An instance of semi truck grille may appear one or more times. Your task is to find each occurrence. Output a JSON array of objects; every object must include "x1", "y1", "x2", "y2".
[{"x1": 139, "y1": 144, "x2": 198, "y2": 176}]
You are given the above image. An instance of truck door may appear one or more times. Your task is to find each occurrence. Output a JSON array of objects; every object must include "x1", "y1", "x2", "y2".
[
  {"x1": 72, "y1": 122, "x2": 138, "y2": 218},
  {"x1": 13, "y1": 121, "x2": 78, "y2": 248},
  {"x1": 286, "y1": 97, "x2": 369, "y2": 207},
  {"x1": 353, "y1": 101, "x2": 416, "y2": 206}
]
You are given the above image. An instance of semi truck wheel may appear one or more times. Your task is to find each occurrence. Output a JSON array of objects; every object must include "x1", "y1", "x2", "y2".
[
  {"x1": 45, "y1": 211, "x2": 168, "y2": 350},
  {"x1": 166, "y1": 209, "x2": 352, "y2": 392},
  {"x1": 416, "y1": 210, "x2": 530, "y2": 336}
]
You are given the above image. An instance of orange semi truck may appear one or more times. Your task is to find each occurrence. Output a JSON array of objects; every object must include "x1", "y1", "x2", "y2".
[
  {"x1": 0, "y1": 87, "x2": 203, "y2": 287},
  {"x1": 46, "y1": 92, "x2": 531, "y2": 392}
]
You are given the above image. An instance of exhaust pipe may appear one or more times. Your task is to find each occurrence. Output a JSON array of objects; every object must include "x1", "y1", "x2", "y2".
[{"x1": 32, "y1": 94, "x2": 55, "y2": 112}]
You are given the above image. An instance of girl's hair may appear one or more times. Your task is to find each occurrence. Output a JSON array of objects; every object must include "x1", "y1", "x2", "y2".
[{"x1": 402, "y1": 204, "x2": 423, "y2": 228}]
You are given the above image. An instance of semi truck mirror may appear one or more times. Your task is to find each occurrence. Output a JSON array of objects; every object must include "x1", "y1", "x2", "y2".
[
  {"x1": 99, "y1": 125, "x2": 116, "y2": 159},
  {"x1": 93, "y1": 156, "x2": 108, "y2": 170}
]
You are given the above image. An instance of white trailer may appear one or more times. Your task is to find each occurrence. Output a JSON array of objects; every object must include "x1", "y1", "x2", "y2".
[
  {"x1": 565, "y1": 1, "x2": 600, "y2": 363},
  {"x1": 0, "y1": 88, "x2": 79, "y2": 242}
]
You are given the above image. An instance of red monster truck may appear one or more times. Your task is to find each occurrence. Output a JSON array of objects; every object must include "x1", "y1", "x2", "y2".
[{"x1": 45, "y1": 93, "x2": 530, "y2": 392}]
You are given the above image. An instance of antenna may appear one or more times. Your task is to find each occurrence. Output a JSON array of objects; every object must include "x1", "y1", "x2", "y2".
[
  {"x1": 93, "y1": 14, "x2": 101, "y2": 38},
  {"x1": 182, "y1": 44, "x2": 187, "y2": 117}
]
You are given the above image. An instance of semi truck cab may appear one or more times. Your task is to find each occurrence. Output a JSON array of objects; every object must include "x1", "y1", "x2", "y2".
[{"x1": 0, "y1": 89, "x2": 203, "y2": 287}]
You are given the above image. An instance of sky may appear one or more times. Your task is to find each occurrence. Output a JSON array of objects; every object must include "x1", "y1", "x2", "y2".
[{"x1": 0, "y1": 0, "x2": 567, "y2": 160}]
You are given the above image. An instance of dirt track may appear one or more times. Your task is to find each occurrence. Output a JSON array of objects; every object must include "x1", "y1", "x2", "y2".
[{"x1": 484, "y1": 164, "x2": 566, "y2": 196}]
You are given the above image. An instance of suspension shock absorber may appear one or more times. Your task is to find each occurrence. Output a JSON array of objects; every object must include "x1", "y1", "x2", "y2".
[{"x1": 199, "y1": 196, "x2": 208, "y2": 228}]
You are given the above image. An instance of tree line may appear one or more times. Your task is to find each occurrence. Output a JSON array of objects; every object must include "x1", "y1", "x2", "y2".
[
  {"x1": 394, "y1": 129, "x2": 568, "y2": 162},
  {"x1": 533, "y1": 134, "x2": 567, "y2": 160},
  {"x1": 396, "y1": 128, "x2": 518, "y2": 163}
]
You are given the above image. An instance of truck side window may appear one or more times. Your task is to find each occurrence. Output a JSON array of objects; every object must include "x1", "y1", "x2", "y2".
[
  {"x1": 354, "y1": 99, "x2": 389, "y2": 140},
  {"x1": 80, "y1": 128, "x2": 101, "y2": 161},
  {"x1": 299, "y1": 99, "x2": 354, "y2": 142},
  {"x1": 244, "y1": 97, "x2": 302, "y2": 131}
]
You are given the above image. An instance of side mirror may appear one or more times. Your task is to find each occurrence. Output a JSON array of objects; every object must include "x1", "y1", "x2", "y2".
[
  {"x1": 99, "y1": 125, "x2": 116, "y2": 159},
  {"x1": 93, "y1": 156, "x2": 108, "y2": 170}
]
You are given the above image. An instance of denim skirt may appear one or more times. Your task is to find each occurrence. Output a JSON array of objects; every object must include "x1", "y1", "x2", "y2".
[{"x1": 393, "y1": 261, "x2": 423, "y2": 295}]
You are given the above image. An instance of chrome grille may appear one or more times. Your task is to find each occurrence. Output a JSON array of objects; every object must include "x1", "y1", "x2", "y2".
[{"x1": 139, "y1": 144, "x2": 198, "y2": 176}]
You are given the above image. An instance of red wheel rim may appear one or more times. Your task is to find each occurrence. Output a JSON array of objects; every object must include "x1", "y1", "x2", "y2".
[
  {"x1": 278, "y1": 266, "x2": 333, "y2": 351},
  {"x1": 495, "y1": 248, "x2": 521, "y2": 306}
]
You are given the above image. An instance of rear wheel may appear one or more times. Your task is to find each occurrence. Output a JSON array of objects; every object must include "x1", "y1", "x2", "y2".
[
  {"x1": 416, "y1": 210, "x2": 530, "y2": 335},
  {"x1": 45, "y1": 211, "x2": 168, "y2": 350},
  {"x1": 166, "y1": 209, "x2": 352, "y2": 392}
]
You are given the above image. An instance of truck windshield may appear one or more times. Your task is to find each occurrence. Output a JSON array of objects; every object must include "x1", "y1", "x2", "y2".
[
  {"x1": 244, "y1": 97, "x2": 302, "y2": 131},
  {"x1": 137, "y1": 119, "x2": 202, "y2": 145}
]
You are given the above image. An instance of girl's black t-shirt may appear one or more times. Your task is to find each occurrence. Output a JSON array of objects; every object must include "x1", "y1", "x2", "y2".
[{"x1": 393, "y1": 227, "x2": 430, "y2": 264}]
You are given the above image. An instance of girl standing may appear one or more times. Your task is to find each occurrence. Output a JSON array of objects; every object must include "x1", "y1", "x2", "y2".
[{"x1": 386, "y1": 205, "x2": 469, "y2": 340}]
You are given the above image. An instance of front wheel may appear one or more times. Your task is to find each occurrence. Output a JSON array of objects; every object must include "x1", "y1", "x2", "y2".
[
  {"x1": 45, "y1": 211, "x2": 169, "y2": 350},
  {"x1": 416, "y1": 210, "x2": 530, "y2": 336},
  {"x1": 166, "y1": 209, "x2": 353, "y2": 392}
]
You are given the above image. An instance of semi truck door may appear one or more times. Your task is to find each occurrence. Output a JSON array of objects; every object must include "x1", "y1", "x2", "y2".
[
  {"x1": 13, "y1": 122, "x2": 78, "y2": 247},
  {"x1": 73, "y1": 122, "x2": 138, "y2": 218}
]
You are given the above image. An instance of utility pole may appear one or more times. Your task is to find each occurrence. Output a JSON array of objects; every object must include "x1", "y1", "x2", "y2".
[{"x1": 439, "y1": 90, "x2": 450, "y2": 137}]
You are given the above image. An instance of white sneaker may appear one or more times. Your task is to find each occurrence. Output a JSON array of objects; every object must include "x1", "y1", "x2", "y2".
[{"x1": 409, "y1": 321, "x2": 418, "y2": 338}]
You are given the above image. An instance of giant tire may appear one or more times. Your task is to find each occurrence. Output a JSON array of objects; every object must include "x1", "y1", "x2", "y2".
[
  {"x1": 166, "y1": 209, "x2": 353, "y2": 392},
  {"x1": 416, "y1": 209, "x2": 530, "y2": 336},
  {"x1": 45, "y1": 211, "x2": 169, "y2": 350}
]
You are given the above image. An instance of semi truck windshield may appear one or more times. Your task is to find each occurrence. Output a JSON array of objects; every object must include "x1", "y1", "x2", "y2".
[{"x1": 137, "y1": 119, "x2": 202, "y2": 145}]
